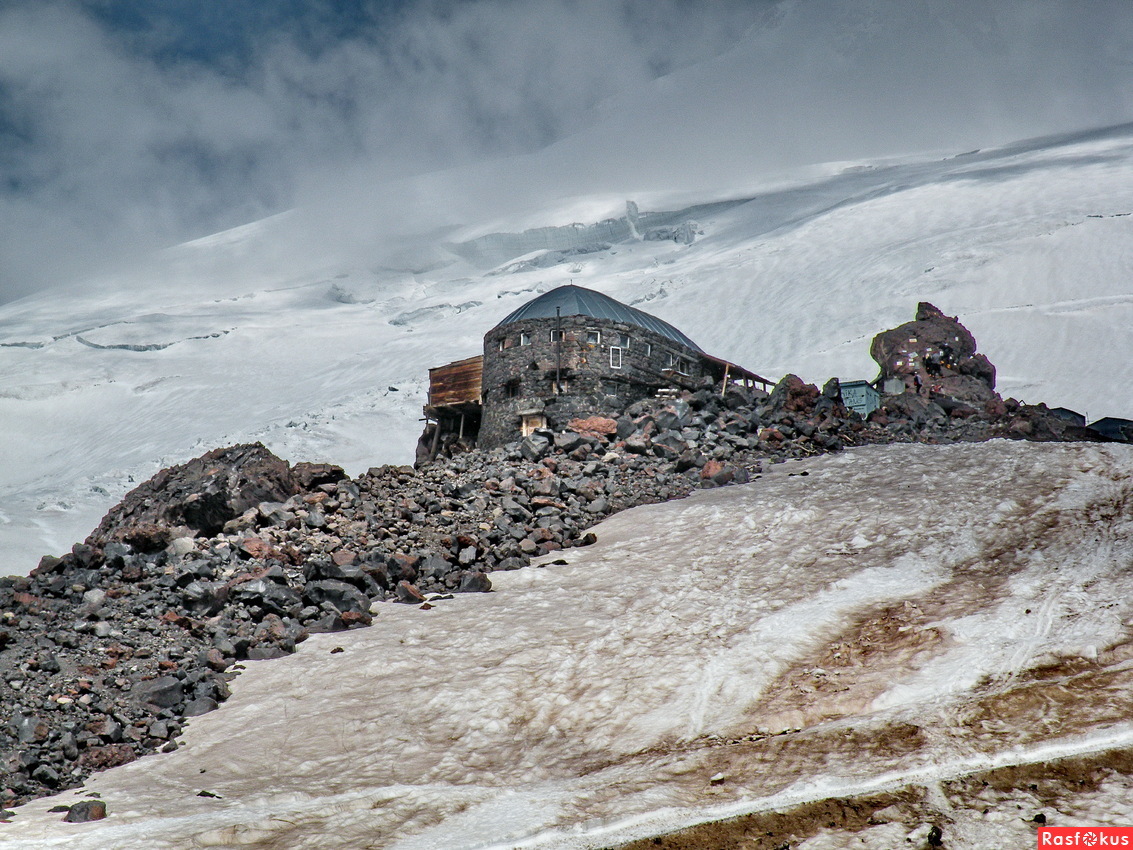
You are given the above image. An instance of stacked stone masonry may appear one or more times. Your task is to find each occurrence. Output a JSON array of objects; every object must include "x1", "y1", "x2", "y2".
[{"x1": 479, "y1": 315, "x2": 703, "y2": 448}]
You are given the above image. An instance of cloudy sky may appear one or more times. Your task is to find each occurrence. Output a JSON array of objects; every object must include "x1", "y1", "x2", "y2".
[{"x1": 2, "y1": 0, "x2": 1132, "y2": 305}]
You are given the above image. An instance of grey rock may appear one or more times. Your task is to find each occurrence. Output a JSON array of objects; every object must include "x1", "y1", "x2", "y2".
[
  {"x1": 457, "y1": 571, "x2": 492, "y2": 593},
  {"x1": 304, "y1": 580, "x2": 370, "y2": 615},
  {"x1": 134, "y1": 676, "x2": 184, "y2": 710},
  {"x1": 232, "y1": 579, "x2": 301, "y2": 616},
  {"x1": 519, "y1": 433, "x2": 551, "y2": 461}
]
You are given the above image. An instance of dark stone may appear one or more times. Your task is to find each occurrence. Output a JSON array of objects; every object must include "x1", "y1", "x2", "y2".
[
  {"x1": 395, "y1": 581, "x2": 426, "y2": 604},
  {"x1": 457, "y1": 571, "x2": 492, "y2": 593},
  {"x1": 87, "y1": 444, "x2": 302, "y2": 551},
  {"x1": 31, "y1": 765, "x2": 60, "y2": 787},
  {"x1": 553, "y1": 431, "x2": 584, "y2": 453},
  {"x1": 182, "y1": 697, "x2": 220, "y2": 716},
  {"x1": 232, "y1": 579, "x2": 301, "y2": 617},
  {"x1": 34, "y1": 555, "x2": 64, "y2": 574},
  {"x1": 520, "y1": 433, "x2": 552, "y2": 461},
  {"x1": 385, "y1": 554, "x2": 419, "y2": 584},
  {"x1": 304, "y1": 580, "x2": 370, "y2": 615},
  {"x1": 63, "y1": 800, "x2": 108, "y2": 822},
  {"x1": 181, "y1": 580, "x2": 228, "y2": 616},
  {"x1": 134, "y1": 676, "x2": 184, "y2": 709},
  {"x1": 291, "y1": 462, "x2": 347, "y2": 491}
]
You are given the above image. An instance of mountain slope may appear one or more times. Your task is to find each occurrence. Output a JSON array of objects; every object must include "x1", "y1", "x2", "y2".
[
  {"x1": 7, "y1": 441, "x2": 1133, "y2": 848},
  {"x1": 3, "y1": 123, "x2": 1133, "y2": 575}
]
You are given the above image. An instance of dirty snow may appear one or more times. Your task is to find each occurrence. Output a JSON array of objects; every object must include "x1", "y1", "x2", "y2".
[{"x1": 5, "y1": 441, "x2": 1133, "y2": 849}]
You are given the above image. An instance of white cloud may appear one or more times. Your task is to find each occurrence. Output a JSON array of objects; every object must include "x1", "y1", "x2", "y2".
[{"x1": 0, "y1": 0, "x2": 1131, "y2": 304}]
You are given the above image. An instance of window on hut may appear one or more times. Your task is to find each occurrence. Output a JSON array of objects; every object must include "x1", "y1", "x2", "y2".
[
  {"x1": 586, "y1": 330, "x2": 601, "y2": 345},
  {"x1": 666, "y1": 352, "x2": 691, "y2": 375},
  {"x1": 520, "y1": 332, "x2": 531, "y2": 346}
]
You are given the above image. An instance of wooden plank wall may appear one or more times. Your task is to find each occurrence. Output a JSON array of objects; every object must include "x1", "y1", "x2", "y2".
[{"x1": 429, "y1": 355, "x2": 483, "y2": 406}]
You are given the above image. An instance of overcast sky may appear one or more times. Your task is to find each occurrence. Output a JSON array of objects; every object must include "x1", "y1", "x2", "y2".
[{"x1": 2, "y1": 0, "x2": 1132, "y2": 305}]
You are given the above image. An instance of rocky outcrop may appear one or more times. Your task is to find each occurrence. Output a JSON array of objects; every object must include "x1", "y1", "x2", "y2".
[
  {"x1": 871, "y1": 302, "x2": 997, "y2": 403},
  {"x1": 84, "y1": 444, "x2": 327, "y2": 554}
]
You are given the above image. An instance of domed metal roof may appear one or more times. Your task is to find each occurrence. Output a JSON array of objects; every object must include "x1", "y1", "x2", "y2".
[{"x1": 493, "y1": 285, "x2": 703, "y2": 353}]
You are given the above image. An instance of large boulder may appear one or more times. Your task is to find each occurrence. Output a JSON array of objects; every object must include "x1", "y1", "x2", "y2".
[
  {"x1": 87, "y1": 444, "x2": 303, "y2": 554},
  {"x1": 870, "y1": 303, "x2": 998, "y2": 404},
  {"x1": 761, "y1": 374, "x2": 820, "y2": 417}
]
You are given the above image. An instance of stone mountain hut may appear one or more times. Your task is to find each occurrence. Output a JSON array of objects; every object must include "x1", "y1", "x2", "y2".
[{"x1": 422, "y1": 284, "x2": 768, "y2": 455}]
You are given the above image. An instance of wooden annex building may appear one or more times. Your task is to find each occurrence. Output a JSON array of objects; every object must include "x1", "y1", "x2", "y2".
[{"x1": 421, "y1": 285, "x2": 768, "y2": 458}]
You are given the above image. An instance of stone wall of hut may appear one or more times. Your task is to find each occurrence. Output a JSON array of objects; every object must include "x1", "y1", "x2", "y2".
[{"x1": 478, "y1": 315, "x2": 704, "y2": 448}]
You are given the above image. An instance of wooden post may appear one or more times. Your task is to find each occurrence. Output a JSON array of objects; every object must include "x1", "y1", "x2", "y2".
[
  {"x1": 720, "y1": 363, "x2": 730, "y2": 397},
  {"x1": 428, "y1": 418, "x2": 442, "y2": 461},
  {"x1": 459, "y1": 413, "x2": 465, "y2": 440},
  {"x1": 555, "y1": 306, "x2": 562, "y2": 394}
]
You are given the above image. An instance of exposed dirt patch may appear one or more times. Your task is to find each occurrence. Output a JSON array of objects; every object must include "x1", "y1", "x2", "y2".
[
  {"x1": 613, "y1": 788, "x2": 925, "y2": 850},
  {"x1": 749, "y1": 600, "x2": 947, "y2": 730},
  {"x1": 612, "y1": 747, "x2": 1133, "y2": 850}
]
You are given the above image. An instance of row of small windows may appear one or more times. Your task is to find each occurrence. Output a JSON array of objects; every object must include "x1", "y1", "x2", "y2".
[
  {"x1": 495, "y1": 329, "x2": 692, "y2": 375},
  {"x1": 497, "y1": 329, "x2": 649, "y2": 356}
]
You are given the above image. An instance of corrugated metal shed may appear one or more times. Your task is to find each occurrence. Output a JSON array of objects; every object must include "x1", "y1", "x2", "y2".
[
  {"x1": 494, "y1": 284, "x2": 704, "y2": 353},
  {"x1": 428, "y1": 355, "x2": 483, "y2": 407}
]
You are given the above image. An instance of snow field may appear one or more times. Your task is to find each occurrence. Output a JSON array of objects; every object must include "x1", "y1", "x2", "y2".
[{"x1": 6, "y1": 441, "x2": 1133, "y2": 849}]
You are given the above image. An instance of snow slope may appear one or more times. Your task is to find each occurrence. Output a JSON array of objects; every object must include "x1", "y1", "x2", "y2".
[
  {"x1": 2, "y1": 123, "x2": 1133, "y2": 576},
  {"x1": 6, "y1": 441, "x2": 1133, "y2": 849}
]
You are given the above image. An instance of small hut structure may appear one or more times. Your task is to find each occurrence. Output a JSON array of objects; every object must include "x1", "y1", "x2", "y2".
[
  {"x1": 1088, "y1": 417, "x2": 1133, "y2": 442},
  {"x1": 839, "y1": 380, "x2": 881, "y2": 416},
  {"x1": 423, "y1": 284, "x2": 768, "y2": 452}
]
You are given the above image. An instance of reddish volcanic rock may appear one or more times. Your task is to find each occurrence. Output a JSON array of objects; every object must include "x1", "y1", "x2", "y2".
[{"x1": 871, "y1": 302, "x2": 997, "y2": 404}]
